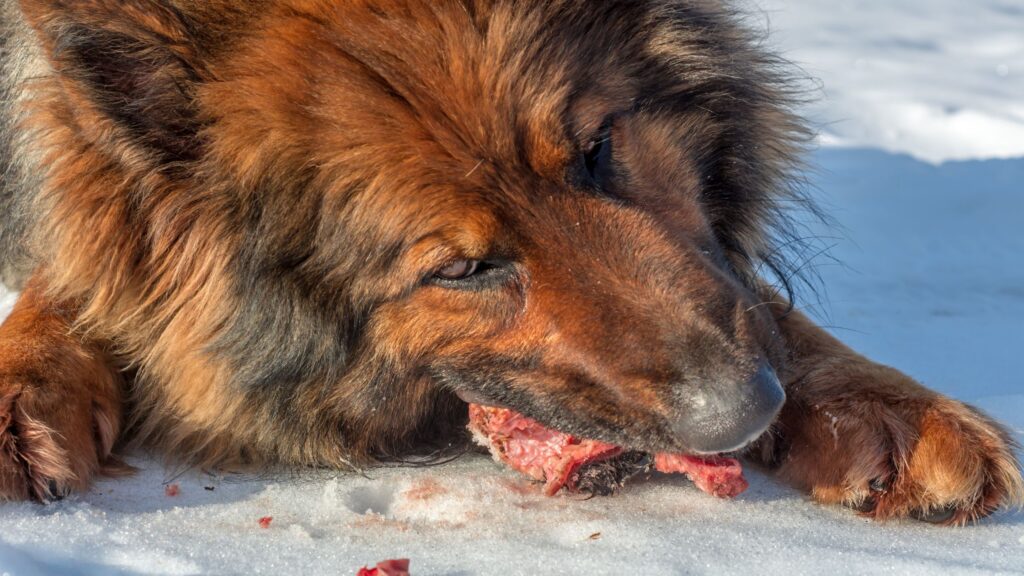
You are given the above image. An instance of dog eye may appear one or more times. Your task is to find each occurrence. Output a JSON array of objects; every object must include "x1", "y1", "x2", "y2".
[
  {"x1": 582, "y1": 117, "x2": 614, "y2": 189},
  {"x1": 430, "y1": 259, "x2": 513, "y2": 290},
  {"x1": 435, "y1": 259, "x2": 481, "y2": 281}
]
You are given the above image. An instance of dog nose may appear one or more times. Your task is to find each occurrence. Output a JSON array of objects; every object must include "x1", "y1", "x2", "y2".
[{"x1": 672, "y1": 362, "x2": 786, "y2": 454}]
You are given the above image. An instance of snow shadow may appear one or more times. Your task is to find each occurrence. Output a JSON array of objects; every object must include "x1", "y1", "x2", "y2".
[{"x1": 797, "y1": 149, "x2": 1024, "y2": 404}]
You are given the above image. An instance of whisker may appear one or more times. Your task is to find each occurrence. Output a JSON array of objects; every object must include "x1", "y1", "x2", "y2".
[{"x1": 464, "y1": 159, "x2": 484, "y2": 178}]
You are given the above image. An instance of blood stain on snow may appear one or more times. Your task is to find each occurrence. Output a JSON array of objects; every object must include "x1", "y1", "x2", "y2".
[
  {"x1": 401, "y1": 477, "x2": 447, "y2": 501},
  {"x1": 258, "y1": 516, "x2": 273, "y2": 529},
  {"x1": 164, "y1": 484, "x2": 180, "y2": 497},
  {"x1": 499, "y1": 477, "x2": 542, "y2": 496},
  {"x1": 349, "y1": 514, "x2": 411, "y2": 532}
]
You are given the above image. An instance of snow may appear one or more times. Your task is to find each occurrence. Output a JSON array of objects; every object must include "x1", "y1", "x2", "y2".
[
  {"x1": 0, "y1": 449, "x2": 1021, "y2": 576},
  {"x1": 798, "y1": 149, "x2": 1024, "y2": 405},
  {"x1": 757, "y1": 0, "x2": 1024, "y2": 164},
  {"x1": 0, "y1": 288, "x2": 14, "y2": 320},
  {"x1": 2, "y1": 1, "x2": 1023, "y2": 574}
]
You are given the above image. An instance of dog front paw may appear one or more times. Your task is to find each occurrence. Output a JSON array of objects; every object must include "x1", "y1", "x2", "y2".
[
  {"x1": 0, "y1": 375, "x2": 121, "y2": 503},
  {"x1": 767, "y1": 362, "x2": 1024, "y2": 525}
]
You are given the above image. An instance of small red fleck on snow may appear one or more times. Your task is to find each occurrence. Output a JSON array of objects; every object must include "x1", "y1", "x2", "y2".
[
  {"x1": 164, "y1": 484, "x2": 180, "y2": 497},
  {"x1": 258, "y1": 516, "x2": 273, "y2": 529},
  {"x1": 356, "y1": 568, "x2": 377, "y2": 576}
]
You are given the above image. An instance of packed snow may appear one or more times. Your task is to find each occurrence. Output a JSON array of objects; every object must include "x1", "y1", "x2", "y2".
[{"x1": 1, "y1": 1, "x2": 1023, "y2": 574}]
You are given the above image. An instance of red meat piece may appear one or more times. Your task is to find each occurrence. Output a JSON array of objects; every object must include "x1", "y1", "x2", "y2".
[
  {"x1": 468, "y1": 404, "x2": 622, "y2": 495},
  {"x1": 653, "y1": 453, "x2": 749, "y2": 498},
  {"x1": 357, "y1": 559, "x2": 410, "y2": 576},
  {"x1": 468, "y1": 404, "x2": 747, "y2": 498}
]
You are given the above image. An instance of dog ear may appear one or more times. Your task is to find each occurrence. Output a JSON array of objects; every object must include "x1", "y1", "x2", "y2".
[{"x1": 20, "y1": 0, "x2": 206, "y2": 163}]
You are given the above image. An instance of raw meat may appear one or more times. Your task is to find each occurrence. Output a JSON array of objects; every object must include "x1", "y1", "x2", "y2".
[
  {"x1": 468, "y1": 404, "x2": 747, "y2": 498},
  {"x1": 467, "y1": 404, "x2": 622, "y2": 495},
  {"x1": 653, "y1": 454, "x2": 749, "y2": 498}
]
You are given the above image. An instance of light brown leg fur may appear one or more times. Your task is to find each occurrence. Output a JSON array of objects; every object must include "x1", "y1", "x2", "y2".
[
  {"x1": 754, "y1": 307, "x2": 1024, "y2": 525},
  {"x1": 0, "y1": 273, "x2": 125, "y2": 502}
]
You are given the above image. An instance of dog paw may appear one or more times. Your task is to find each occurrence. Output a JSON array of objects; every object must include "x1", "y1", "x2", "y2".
[
  {"x1": 846, "y1": 399, "x2": 1022, "y2": 525},
  {"x1": 0, "y1": 377, "x2": 121, "y2": 503},
  {"x1": 771, "y1": 364, "x2": 1024, "y2": 525}
]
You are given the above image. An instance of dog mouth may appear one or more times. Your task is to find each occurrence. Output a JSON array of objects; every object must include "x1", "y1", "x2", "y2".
[
  {"x1": 450, "y1": 362, "x2": 783, "y2": 498},
  {"x1": 452, "y1": 364, "x2": 784, "y2": 458}
]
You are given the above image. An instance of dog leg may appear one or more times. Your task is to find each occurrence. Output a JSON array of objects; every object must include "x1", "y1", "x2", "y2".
[
  {"x1": 752, "y1": 308, "x2": 1024, "y2": 524},
  {"x1": 0, "y1": 274, "x2": 125, "y2": 502}
]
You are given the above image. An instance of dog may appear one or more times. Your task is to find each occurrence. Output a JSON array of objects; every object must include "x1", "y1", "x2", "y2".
[{"x1": 0, "y1": 0, "x2": 1020, "y2": 525}]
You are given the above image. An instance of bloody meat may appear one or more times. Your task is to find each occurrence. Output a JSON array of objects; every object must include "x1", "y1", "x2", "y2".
[{"x1": 467, "y1": 404, "x2": 748, "y2": 498}]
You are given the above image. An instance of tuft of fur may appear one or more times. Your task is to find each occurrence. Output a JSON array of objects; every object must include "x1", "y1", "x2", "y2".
[{"x1": 573, "y1": 451, "x2": 654, "y2": 497}]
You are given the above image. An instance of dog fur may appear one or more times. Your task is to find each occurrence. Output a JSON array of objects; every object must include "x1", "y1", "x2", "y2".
[{"x1": 0, "y1": 0, "x2": 1020, "y2": 525}]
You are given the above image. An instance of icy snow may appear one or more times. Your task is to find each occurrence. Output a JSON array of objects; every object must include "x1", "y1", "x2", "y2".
[{"x1": 2, "y1": 0, "x2": 1024, "y2": 574}]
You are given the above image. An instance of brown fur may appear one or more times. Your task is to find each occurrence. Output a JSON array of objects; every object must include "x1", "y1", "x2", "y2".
[
  {"x1": 0, "y1": 275, "x2": 126, "y2": 502},
  {"x1": 0, "y1": 0, "x2": 1020, "y2": 524}
]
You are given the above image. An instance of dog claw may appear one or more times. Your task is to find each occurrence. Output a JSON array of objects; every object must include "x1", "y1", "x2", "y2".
[
  {"x1": 41, "y1": 479, "x2": 69, "y2": 503},
  {"x1": 849, "y1": 496, "x2": 877, "y2": 514},
  {"x1": 911, "y1": 506, "x2": 958, "y2": 524},
  {"x1": 847, "y1": 478, "x2": 889, "y2": 515}
]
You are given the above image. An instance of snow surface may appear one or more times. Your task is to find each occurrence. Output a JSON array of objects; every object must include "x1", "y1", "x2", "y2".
[
  {"x1": 0, "y1": 290, "x2": 14, "y2": 323},
  {"x1": 2, "y1": 1, "x2": 1023, "y2": 574},
  {"x1": 757, "y1": 0, "x2": 1024, "y2": 164}
]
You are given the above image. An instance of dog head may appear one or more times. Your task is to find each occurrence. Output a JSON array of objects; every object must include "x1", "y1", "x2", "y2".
[{"x1": 23, "y1": 0, "x2": 812, "y2": 459}]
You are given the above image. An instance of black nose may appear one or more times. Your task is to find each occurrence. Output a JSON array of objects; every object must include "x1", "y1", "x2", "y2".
[{"x1": 672, "y1": 361, "x2": 786, "y2": 454}]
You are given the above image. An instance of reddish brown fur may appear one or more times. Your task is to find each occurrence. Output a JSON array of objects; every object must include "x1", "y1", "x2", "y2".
[
  {"x1": 0, "y1": 0, "x2": 1020, "y2": 524},
  {"x1": 0, "y1": 276, "x2": 126, "y2": 501}
]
